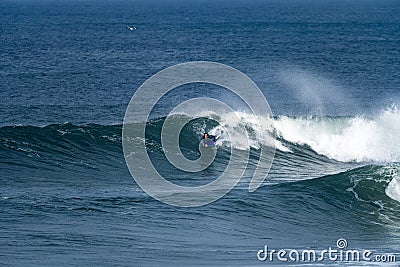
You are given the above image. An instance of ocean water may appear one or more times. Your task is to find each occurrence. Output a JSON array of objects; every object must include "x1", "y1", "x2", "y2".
[{"x1": 1, "y1": 0, "x2": 400, "y2": 266}]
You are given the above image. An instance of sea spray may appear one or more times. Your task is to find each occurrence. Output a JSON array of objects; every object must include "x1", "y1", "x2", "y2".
[{"x1": 274, "y1": 106, "x2": 400, "y2": 162}]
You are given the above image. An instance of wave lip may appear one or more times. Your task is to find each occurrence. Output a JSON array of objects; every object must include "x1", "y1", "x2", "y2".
[{"x1": 273, "y1": 106, "x2": 400, "y2": 163}]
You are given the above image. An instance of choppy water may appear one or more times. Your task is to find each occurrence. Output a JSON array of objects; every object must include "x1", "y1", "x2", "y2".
[{"x1": 1, "y1": 0, "x2": 400, "y2": 266}]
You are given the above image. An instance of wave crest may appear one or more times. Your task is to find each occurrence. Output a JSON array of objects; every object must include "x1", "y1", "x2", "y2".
[{"x1": 274, "y1": 106, "x2": 400, "y2": 162}]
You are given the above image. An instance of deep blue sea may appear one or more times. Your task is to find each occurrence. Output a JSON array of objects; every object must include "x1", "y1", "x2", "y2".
[{"x1": 1, "y1": 0, "x2": 400, "y2": 266}]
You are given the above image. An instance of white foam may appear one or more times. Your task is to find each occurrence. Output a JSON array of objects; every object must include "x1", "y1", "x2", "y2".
[
  {"x1": 274, "y1": 106, "x2": 400, "y2": 162},
  {"x1": 383, "y1": 164, "x2": 400, "y2": 202},
  {"x1": 386, "y1": 173, "x2": 400, "y2": 203},
  {"x1": 184, "y1": 105, "x2": 400, "y2": 162},
  {"x1": 206, "y1": 111, "x2": 280, "y2": 151}
]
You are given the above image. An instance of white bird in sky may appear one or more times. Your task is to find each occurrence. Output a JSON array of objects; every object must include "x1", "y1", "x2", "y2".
[{"x1": 127, "y1": 26, "x2": 137, "y2": 31}]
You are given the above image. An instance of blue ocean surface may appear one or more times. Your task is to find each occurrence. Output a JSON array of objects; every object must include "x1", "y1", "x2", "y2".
[{"x1": 1, "y1": 0, "x2": 400, "y2": 266}]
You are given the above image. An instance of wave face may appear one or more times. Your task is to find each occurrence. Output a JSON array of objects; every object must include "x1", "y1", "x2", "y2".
[
  {"x1": 1, "y1": 113, "x2": 400, "y2": 266},
  {"x1": 1, "y1": 108, "x2": 400, "y2": 203},
  {"x1": 3, "y1": 106, "x2": 399, "y2": 165},
  {"x1": 0, "y1": 123, "x2": 122, "y2": 175}
]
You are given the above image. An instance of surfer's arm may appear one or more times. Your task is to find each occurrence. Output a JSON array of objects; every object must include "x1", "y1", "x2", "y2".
[{"x1": 210, "y1": 135, "x2": 217, "y2": 143}]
